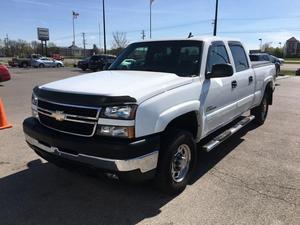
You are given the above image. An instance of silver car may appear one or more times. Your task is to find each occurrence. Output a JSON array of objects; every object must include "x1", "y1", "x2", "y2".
[{"x1": 32, "y1": 57, "x2": 64, "y2": 68}]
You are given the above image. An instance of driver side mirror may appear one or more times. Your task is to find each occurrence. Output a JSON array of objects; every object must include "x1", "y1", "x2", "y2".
[{"x1": 206, "y1": 64, "x2": 233, "y2": 79}]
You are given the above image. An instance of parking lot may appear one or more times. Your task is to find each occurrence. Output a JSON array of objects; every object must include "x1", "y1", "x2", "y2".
[{"x1": 0, "y1": 68, "x2": 299, "y2": 225}]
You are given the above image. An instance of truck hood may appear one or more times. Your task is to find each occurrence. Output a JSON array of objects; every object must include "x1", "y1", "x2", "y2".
[{"x1": 40, "y1": 70, "x2": 193, "y2": 103}]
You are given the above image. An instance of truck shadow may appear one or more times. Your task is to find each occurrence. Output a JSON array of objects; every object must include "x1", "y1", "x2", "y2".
[
  {"x1": 0, "y1": 121, "x2": 259, "y2": 225},
  {"x1": 192, "y1": 120, "x2": 260, "y2": 183}
]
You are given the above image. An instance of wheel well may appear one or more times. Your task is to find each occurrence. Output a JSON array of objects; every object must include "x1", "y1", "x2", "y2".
[
  {"x1": 265, "y1": 82, "x2": 273, "y2": 105},
  {"x1": 165, "y1": 112, "x2": 198, "y2": 138}
]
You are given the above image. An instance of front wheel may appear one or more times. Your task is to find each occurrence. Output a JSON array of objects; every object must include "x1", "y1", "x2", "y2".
[
  {"x1": 155, "y1": 130, "x2": 197, "y2": 195},
  {"x1": 39, "y1": 64, "x2": 45, "y2": 68},
  {"x1": 56, "y1": 64, "x2": 61, "y2": 68},
  {"x1": 251, "y1": 93, "x2": 269, "y2": 125}
]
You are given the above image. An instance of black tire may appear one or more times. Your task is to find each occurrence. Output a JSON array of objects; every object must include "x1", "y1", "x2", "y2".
[
  {"x1": 276, "y1": 68, "x2": 280, "y2": 77},
  {"x1": 39, "y1": 64, "x2": 45, "y2": 68},
  {"x1": 56, "y1": 63, "x2": 61, "y2": 68},
  {"x1": 82, "y1": 67, "x2": 87, "y2": 71},
  {"x1": 92, "y1": 69, "x2": 97, "y2": 72},
  {"x1": 155, "y1": 130, "x2": 197, "y2": 195},
  {"x1": 22, "y1": 62, "x2": 28, "y2": 68},
  {"x1": 251, "y1": 93, "x2": 269, "y2": 125}
]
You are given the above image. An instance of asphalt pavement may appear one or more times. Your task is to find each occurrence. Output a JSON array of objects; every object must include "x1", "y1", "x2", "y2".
[{"x1": 0, "y1": 68, "x2": 299, "y2": 225}]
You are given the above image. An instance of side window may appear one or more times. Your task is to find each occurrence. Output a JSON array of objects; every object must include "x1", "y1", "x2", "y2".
[
  {"x1": 262, "y1": 55, "x2": 269, "y2": 61},
  {"x1": 229, "y1": 45, "x2": 249, "y2": 72},
  {"x1": 206, "y1": 44, "x2": 230, "y2": 73}
]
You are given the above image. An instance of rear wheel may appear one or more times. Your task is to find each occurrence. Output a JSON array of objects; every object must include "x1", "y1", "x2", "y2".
[
  {"x1": 56, "y1": 63, "x2": 61, "y2": 68},
  {"x1": 251, "y1": 93, "x2": 269, "y2": 125},
  {"x1": 155, "y1": 130, "x2": 197, "y2": 195},
  {"x1": 39, "y1": 64, "x2": 45, "y2": 68},
  {"x1": 22, "y1": 62, "x2": 28, "y2": 68}
]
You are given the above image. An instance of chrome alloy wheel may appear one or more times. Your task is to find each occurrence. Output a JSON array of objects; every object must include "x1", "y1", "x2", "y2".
[{"x1": 171, "y1": 144, "x2": 191, "y2": 183}]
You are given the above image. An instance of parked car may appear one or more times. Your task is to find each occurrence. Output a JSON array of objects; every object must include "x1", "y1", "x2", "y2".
[
  {"x1": 296, "y1": 68, "x2": 300, "y2": 76},
  {"x1": 8, "y1": 54, "x2": 41, "y2": 68},
  {"x1": 23, "y1": 37, "x2": 276, "y2": 194},
  {"x1": 77, "y1": 57, "x2": 91, "y2": 71},
  {"x1": 249, "y1": 53, "x2": 281, "y2": 76},
  {"x1": 52, "y1": 54, "x2": 64, "y2": 61},
  {"x1": 0, "y1": 64, "x2": 11, "y2": 82},
  {"x1": 88, "y1": 54, "x2": 116, "y2": 72},
  {"x1": 32, "y1": 57, "x2": 64, "y2": 68}
]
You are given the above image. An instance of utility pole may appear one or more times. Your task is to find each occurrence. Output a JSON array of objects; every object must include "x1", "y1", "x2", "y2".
[
  {"x1": 213, "y1": 0, "x2": 219, "y2": 36},
  {"x1": 82, "y1": 32, "x2": 87, "y2": 57},
  {"x1": 141, "y1": 30, "x2": 146, "y2": 40},
  {"x1": 102, "y1": 0, "x2": 107, "y2": 54}
]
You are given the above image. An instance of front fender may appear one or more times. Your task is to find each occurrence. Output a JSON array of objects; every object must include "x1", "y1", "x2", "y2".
[{"x1": 154, "y1": 100, "x2": 200, "y2": 133}]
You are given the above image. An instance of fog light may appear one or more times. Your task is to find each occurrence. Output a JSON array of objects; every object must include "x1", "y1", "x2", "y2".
[
  {"x1": 32, "y1": 108, "x2": 39, "y2": 119},
  {"x1": 97, "y1": 125, "x2": 135, "y2": 138}
]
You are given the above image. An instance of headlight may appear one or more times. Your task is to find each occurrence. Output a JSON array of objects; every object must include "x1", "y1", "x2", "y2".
[
  {"x1": 31, "y1": 93, "x2": 38, "y2": 106},
  {"x1": 102, "y1": 105, "x2": 137, "y2": 120},
  {"x1": 97, "y1": 126, "x2": 135, "y2": 138},
  {"x1": 31, "y1": 93, "x2": 38, "y2": 118}
]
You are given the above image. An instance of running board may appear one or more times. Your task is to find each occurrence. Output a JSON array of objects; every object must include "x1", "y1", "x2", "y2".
[{"x1": 202, "y1": 115, "x2": 255, "y2": 152}]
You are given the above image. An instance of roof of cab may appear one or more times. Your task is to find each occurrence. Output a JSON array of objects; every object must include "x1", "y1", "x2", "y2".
[{"x1": 132, "y1": 36, "x2": 242, "y2": 44}]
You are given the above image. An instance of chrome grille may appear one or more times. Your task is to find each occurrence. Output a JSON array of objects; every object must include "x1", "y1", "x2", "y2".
[{"x1": 37, "y1": 99, "x2": 100, "y2": 137}]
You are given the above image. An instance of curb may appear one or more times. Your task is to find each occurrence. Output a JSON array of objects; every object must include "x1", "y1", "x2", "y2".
[{"x1": 276, "y1": 75, "x2": 292, "y2": 81}]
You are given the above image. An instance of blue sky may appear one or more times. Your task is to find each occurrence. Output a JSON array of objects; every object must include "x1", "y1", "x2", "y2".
[{"x1": 1, "y1": 0, "x2": 300, "y2": 50}]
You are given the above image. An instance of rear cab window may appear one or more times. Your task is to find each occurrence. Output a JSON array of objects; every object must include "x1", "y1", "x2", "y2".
[{"x1": 228, "y1": 42, "x2": 249, "y2": 72}]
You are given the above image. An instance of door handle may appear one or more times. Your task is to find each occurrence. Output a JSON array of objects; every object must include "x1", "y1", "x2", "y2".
[
  {"x1": 249, "y1": 76, "x2": 253, "y2": 83},
  {"x1": 231, "y1": 80, "x2": 237, "y2": 88}
]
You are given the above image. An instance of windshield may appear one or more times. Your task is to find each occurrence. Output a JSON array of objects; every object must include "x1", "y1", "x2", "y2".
[{"x1": 109, "y1": 41, "x2": 203, "y2": 77}]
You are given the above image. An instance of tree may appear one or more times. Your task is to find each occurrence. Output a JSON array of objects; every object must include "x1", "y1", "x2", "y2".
[{"x1": 111, "y1": 32, "x2": 129, "y2": 49}]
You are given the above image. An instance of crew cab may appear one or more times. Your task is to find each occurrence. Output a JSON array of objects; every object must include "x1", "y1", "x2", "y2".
[{"x1": 23, "y1": 37, "x2": 276, "y2": 194}]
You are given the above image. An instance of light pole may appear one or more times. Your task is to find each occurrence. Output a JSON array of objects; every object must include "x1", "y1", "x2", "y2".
[
  {"x1": 102, "y1": 0, "x2": 107, "y2": 54},
  {"x1": 72, "y1": 11, "x2": 79, "y2": 46},
  {"x1": 150, "y1": 0, "x2": 154, "y2": 39},
  {"x1": 259, "y1": 38, "x2": 262, "y2": 51},
  {"x1": 213, "y1": 0, "x2": 219, "y2": 36},
  {"x1": 279, "y1": 42, "x2": 282, "y2": 48}
]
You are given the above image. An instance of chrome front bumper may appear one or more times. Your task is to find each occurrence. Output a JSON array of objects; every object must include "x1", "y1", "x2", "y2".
[{"x1": 25, "y1": 134, "x2": 159, "y2": 173}]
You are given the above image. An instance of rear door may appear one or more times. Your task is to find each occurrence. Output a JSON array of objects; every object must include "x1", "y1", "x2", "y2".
[
  {"x1": 228, "y1": 42, "x2": 255, "y2": 113},
  {"x1": 203, "y1": 41, "x2": 238, "y2": 135}
]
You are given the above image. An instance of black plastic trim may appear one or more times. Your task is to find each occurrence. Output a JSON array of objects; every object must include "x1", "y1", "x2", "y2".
[
  {"x1": 33, "y1": 86, "x2": 137, "y2": 107},
  {"x1": 23, "y1": 117, "x2": 160, "y2": 160}
]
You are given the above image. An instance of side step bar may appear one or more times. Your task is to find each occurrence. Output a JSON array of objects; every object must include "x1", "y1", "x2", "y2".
[{"x1": 202, "y1": 115, "x2": 255, "y2": 152}]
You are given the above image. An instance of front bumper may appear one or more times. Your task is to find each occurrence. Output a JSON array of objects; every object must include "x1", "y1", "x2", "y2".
[{"x1": 23, "y1": 117, "x2": 160, "y2": 175}]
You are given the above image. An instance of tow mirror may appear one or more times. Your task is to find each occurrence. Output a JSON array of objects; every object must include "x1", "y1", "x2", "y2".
[{"x1": 206, "y1": 64, "x2": 234, "y2": 79}]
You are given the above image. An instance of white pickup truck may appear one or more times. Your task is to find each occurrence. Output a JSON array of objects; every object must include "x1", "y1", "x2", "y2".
[{"x1": 23, "y1": 37, "x2": 276, "y2": 194}]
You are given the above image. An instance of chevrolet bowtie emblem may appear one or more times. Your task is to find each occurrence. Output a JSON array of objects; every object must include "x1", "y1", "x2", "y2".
[{"x1": 51, "y1": 111, "x2": 66, "y2": 121}]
